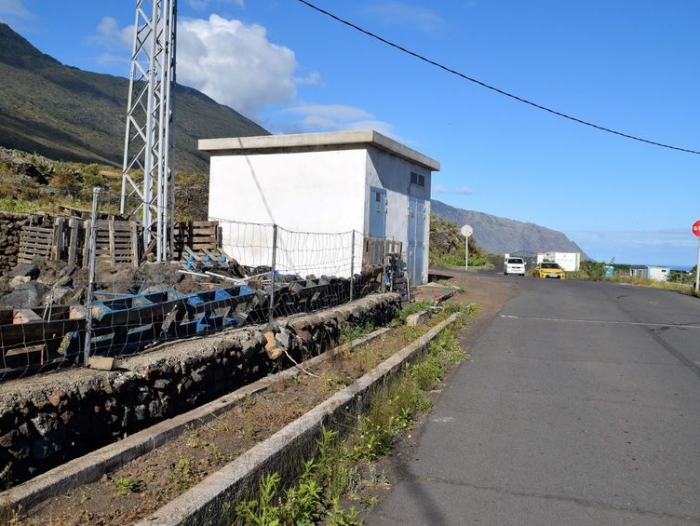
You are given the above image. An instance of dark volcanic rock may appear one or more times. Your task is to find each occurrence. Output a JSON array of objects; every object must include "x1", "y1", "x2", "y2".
[{"x1": 0, "y1": 281, "x2": 49, "y2": 309}]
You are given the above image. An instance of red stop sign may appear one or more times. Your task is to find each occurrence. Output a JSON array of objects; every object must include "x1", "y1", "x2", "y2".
[{"x1": 693, "y1": 220, "x2": 700, "y2": 237}]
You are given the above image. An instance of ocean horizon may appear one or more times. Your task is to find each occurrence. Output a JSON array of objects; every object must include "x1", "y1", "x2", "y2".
[
  {"x1": 610, "y1": 263, "x2": 694, "y2": 271},
  {"x1": 650, "y1": 264, "x2": 693, "y2": 272}
]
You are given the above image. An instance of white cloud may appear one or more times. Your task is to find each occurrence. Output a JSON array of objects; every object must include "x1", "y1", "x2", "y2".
[
  {"x1": 87, "y1": 17, "x2": 133, "y2": 68},
  {"x1": 456, "y1": 186, "x2": 474, "y2": 195},
  {"x1": 342, "y1": 120, "x2": 396, "y2": 136},
  {"x1": 433, "y1": 184, "x2": 448, "y2": 194},
  {"x1": 288, "y1": 104, "x2": 374, "y2": 121},
  {"x1": 90, "y1": 14, "x2": 312, "y2": 118},
  {"x1": 92, "y1": 17, "x2": 133, "y2": 48},
  {"x1": 362, "y1": 2, "x2": 445, "y2": 34},
  {"x1": 284, "y1": 104, "x2": 396, "y2": 136},
  {"x1": 294, "y1": 71, "x2": 322, "y2": 86},
  {"x1": 0, "y1": 0, "x2": 33, "y2": 22},
  {"x1": 177, "y1": 15, "x2": 302, "y2": 116}
]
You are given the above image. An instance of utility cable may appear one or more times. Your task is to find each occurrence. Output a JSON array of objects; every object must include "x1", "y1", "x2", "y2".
[{"x1": 296, "y1": 0, "x2": 699, "y2": 156}]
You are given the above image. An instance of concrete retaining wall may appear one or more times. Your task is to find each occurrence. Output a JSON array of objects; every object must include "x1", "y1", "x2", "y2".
[{"x1": 0, "y1": 293, "x2": 400, "y2": 487}]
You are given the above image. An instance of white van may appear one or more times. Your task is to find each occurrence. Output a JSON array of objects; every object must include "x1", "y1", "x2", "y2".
[{"x1": 504, "y1": 257, "x2": 526, "y2": 276}]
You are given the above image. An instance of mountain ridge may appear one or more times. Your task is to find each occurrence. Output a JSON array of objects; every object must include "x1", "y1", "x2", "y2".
[
  {"x1": 0, "y1": 22, "x2": 269, "y2": 173},
  {"x1": 431, "y1": 199, "x2": 590, "y2": 259}
]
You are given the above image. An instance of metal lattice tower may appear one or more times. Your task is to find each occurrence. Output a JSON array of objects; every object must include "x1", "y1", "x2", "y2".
[{"x1": 120, "y1": 0, "x2": 177, "y2": 261}]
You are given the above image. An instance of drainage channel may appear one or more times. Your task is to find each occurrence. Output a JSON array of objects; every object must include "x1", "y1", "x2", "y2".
[{"x1": 139, "y1": 313, "x2": 459, "y2": 526}]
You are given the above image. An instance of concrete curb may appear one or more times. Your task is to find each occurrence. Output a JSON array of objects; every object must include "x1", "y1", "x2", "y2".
[
  {"x1": 137, "y1": 312, "x2": 460, "y2": 526},
  {"x1": 0, "y1": 328, "x2": 392, "y2": 514}
]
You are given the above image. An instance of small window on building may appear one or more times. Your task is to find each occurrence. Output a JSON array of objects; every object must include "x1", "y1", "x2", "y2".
[{"x1": 410, "y1": 172, "x2": 425, "y2": 187}]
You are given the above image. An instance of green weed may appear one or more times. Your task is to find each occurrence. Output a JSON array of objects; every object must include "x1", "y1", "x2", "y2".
[
  {"x1": 326, "y1": 498, "x2": 362, "y2": 526},
  {"x1": 171, "y1": 457, "x2": 198, "y2": 491},
  {"x1": 235, "y1": 461, "x2": 324, "y2": 526},
  {"x1": 113, "y1": 476, "x2": 145, "y2": 496},
  {"x1": 339, "y1": 322, "x2": 376, "y2": 345},
  {"x1": 186, "y1": 430, "x2": 207, "y2": 449}
]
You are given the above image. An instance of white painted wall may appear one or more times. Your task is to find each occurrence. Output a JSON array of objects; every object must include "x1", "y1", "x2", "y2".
[
  {"x1": 209, "y1": 150, "x2": 367, "y2": 278},
  {"x1": 648, "y1": 267, "x2": 670, "y2": 282},
  {"x1": 209, "y1": 150, "x2": 367, "y2": 232},
  {"x1": 366, "y1": 150, "x2": 431, "y2": 284}
]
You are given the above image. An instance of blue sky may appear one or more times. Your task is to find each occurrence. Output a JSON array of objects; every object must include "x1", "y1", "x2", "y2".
[{"x1": 1, "y1": 0, "x2": 699, "y2": 267}]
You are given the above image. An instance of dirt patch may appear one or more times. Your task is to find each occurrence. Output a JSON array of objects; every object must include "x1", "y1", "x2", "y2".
[{"x1": 7, "y1": 270, "x2": 515, "y2": 525}]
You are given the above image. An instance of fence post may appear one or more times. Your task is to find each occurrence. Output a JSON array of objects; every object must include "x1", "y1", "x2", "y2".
[
  {"x1": 53, "y1": 217, "x2": 65, "y2": 261},
  {"x1": 350, "y1": 230, "x2": 355, "y2": 302},
  {"x1": 83, "y1": 187, "x2": 101, "y2": 366},
  {"x1": 269, "y1": 223, "x2": 278, "y2": 322}
]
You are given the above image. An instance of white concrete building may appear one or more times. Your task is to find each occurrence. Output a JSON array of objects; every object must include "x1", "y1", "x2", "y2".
[
  {"x1": 646, "y1": 266, "x2": 670, "y2": 282},
  {"x1": 537, "y1": 251, "x2": 581, "y2": 272},
  {"x1": 199, "y1": 130, "x2": 440, "y2": 284}
]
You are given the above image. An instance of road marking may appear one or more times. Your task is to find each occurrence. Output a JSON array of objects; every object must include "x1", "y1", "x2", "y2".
[
  {"x1": 430, "y1": 417, "x2": 455, "y2": 423},
  {"x1": 500, "y1": 314, "x2": 700, "y2": 329}
]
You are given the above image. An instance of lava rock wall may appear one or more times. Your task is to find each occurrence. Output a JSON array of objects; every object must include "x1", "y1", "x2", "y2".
[
  {"x1": 0, "y1": 293, "x2": 400, "y2": 487},
  {"x1": 0, "y1": 213, "x2": 29, "y2": 274}
]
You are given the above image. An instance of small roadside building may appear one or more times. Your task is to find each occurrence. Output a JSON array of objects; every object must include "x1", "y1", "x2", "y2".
[
  {"x1": 647, "y1": 266, "x2": 670, "y2": 281},
  {"x1": 537, "y1": 251, "x2": 581, "y2": 272},
  {"x1": 630, "y1": 265, "x2": 670, "y2": 282},
  {"x1": 199, "y1": 130, "x2": 440, "y2": 285}
]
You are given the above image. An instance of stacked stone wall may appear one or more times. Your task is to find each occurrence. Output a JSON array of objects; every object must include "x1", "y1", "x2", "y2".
[
  {"x1": 0, "y1": 293, "x2": 400, "y2": 487},
  {"x1": 0, "y1": 213, "x2": 28, "y2": 274},
  {"x1": 0, "y1": 213, "x2": 55, "y2": 274}
]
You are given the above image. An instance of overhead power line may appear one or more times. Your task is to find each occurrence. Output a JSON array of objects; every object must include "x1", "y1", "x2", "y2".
[{"x1": 296, "y1": 0, "x2": 699, "y2": 156}]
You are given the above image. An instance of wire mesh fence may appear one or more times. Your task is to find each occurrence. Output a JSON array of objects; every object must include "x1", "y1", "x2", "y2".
[
  {"x1": 218, "y1": 220, "x2": 359, "y2": 278},
  {"x1": 0, "y1": 213, "x2": 400, "y2": 382}
]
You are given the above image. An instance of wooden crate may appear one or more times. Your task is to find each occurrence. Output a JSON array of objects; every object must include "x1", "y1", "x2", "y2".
[
  {"x1": 83, "y1": 219, "x2": 140, "y2": 267},
  {"x1": 18, "y1": 225, "x2": 54, "y2": 263},
  {"x1": 174, "y1": 221, "x2": 220, "y2": 259}
]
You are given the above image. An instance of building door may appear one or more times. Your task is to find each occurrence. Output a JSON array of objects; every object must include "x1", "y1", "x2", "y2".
[
  {"x1": 407, "y1": 197, "x2": 425, "y2": 284},
  {"x1": 368, "y1": 187, "x2": 386, "y2": 238}
]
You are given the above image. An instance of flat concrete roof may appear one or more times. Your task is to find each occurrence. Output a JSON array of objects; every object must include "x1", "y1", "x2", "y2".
[{"x1": 198, "y1": 130, "x2": 440, "y2": 171}]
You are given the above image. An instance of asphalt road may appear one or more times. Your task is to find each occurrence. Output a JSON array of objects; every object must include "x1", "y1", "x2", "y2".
[{"x1": 366, "y1": 276, "x2": 700, "y2": 526}]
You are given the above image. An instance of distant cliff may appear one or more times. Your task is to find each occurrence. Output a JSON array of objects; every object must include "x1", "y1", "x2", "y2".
[{"x1": 431, "y1": 199, "x2": 589, "y2": 258}]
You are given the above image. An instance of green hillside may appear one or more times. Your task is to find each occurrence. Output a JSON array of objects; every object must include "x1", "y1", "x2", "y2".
[{"x1": 0, "y1": 23, "x2": 269, "y2": 173}]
